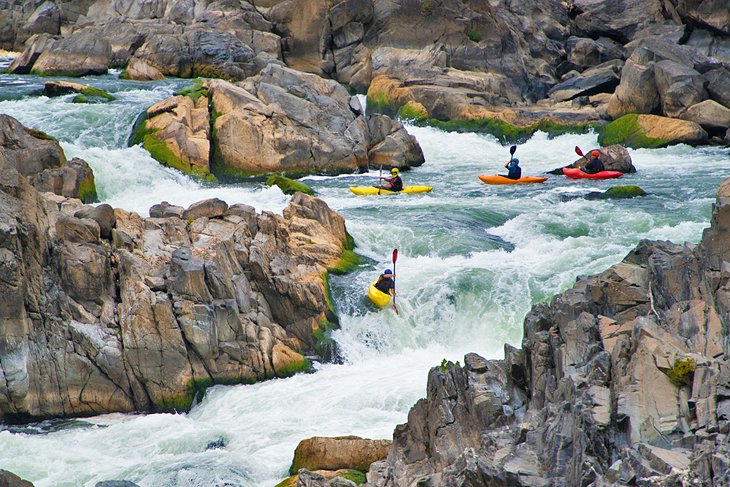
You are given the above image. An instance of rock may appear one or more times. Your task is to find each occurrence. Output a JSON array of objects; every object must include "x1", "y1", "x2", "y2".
[
  {"x1": 294, "y1": 469, "x2": 329, "y2": 487},
  {"x1": 548, "y1": 60, "x2": 623, "y2": 102},
  {"x1": 566, "y1": 36, "x2": 625, "y2": 70},
  {"x1": 606, "y1": 48, "x2": 661, "y2": 119},
  {"x1": 654, "y1": 60, "x2": 708, "y2": 118},
  {"x1": 182, "y1": 198, "x2": 228, "y2": 221},
  {"x1": 585, "y1": 185, "x2": 647, "y2": 200},
  {"x1": 7, "y1": 33, "x2": 56, "y2": 74},
  {"x1": 573, "y1": 0, "x2": 667, "y2": 42},
  {"x1": 563, "y1": 144, "x2": 635, "y2": 173},
  {"x1": 704, "y1": 68, "x2": 730, "y2": 109},
  {"x1": 366, "y1": 115, "x2": 425, "y2": 168},
  {"x1": 368, "y1": 178, "x2": 730, "y2": 485},
  {"x1": 94, "y1": 482, "x2": 140, "y2": 487},
  {"x1": 0, "y1": 470, "x2": 34, "y2": 487},
  {"x1": 31, "y1": 29, "x2": 111, "y2": 76},
  {"x1": 266, "y1": 175, "x2": 315, "y2": 196},
  {"x1": 680, "y1": 100, "x2": 730, "y2": 131},
  {"x1": 74, "y1": 204, "x2": 116, "y2": 240},
  {"x1": 43, "y1": 81, "x2": 114, "y2": 101},
  {"x1": 598, "y1": 114, "x2": 708, "y2": 148},
  {"x1": 0, "y1": 170, "x2": 352, "y2": 421},
  {"x1": 290, "y1": 436, "x2": 391, "y2": 474},
  {"x1": 123, "y1": 58, "x2": 164, "y2": 81},
  {"x1": 149, "y1": 201, "x2": 185, "y2": 219}
]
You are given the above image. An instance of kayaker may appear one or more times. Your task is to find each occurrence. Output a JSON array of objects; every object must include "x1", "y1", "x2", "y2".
[
  {"x1": 582, "y1": 150, "x2": 605, "y2": 174},
  {"x1": 379, "y1": 168, "x2": 403, "y2": 191},
  {"x1": 374, "y1": 269, "x2": 396, "y2": 295},
  {"x1": 503, "y1": 158, "x2": 521, "y2": 180}
]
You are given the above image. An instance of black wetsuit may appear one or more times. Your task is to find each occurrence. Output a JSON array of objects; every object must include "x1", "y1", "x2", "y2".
[
  {"x1": 583, "y1": 158, "x2": 605, "y2": 174},
  {"x1": 389, "y1": 175, "x2": 403, "y2": 191},
  {"x1": 375, "y1": 275, "x2": 395, "y2": 294}
]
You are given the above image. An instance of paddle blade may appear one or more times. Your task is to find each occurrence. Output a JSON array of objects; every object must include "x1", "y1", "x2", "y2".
[
  {"x1": 574, "y1": 146, "x2": 584, "y2": 157},
  {"x1": 392, "y1": 248, "x2": 398, "y2": 264},
  {"x1": 509, "y1": 145, "x2": 517, "y2": 156},
  {"x1": 392, "y1": 302, "x2": 398, "y2": 315}
]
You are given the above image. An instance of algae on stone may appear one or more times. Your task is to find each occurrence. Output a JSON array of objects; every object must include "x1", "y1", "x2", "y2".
[
  {"x1": 266, "y1": 175, "x2": 315, "y2": 196},
  {"x1": 598, "y1": 114, "x2": 670, "y2": 149}
]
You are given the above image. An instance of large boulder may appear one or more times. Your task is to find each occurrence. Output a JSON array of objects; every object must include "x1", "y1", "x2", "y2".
[
  {"x1": 680, "y1": 100, "x2": 730, "y2": 131},
  {"x1": 290, "y1": 436, "x2": 391, "y2": 473},
  {"x1": 654, "y1": 60, "x2": 708, "y2": 118},
  {"x1": 0, "y1": 114, "x2": 97, "y2": 202},
  {"x1": 30, "y1": 29, "x2": 112, "y2": 76},
  {"x1": 548, "y1": 60, "x2": 623, "y2": 102},
  {"x1": 0, "y1": 171, "x2": 352, "y2": 421},
  {"x1": 599, "y1": 113, "x2": 708, "y2": 148}
]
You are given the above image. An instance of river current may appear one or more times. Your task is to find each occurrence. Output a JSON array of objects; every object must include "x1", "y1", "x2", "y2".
[{"x1": 0, "y1": 69, "x2": 728, "y2": 486}]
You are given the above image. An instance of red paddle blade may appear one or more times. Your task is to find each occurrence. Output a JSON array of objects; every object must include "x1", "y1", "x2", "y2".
[
  {"x1": 392, "y1": 248, "x2": 398, "y2": 264},
  {"x1": 574, "y1": 146, "x2": 584, "y2": 157}
]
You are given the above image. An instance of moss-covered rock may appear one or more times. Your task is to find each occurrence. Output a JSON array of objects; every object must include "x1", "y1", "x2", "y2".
[
  {"x1": 78, "y1": 164, "x2": 98, "y2": 203},
  {"x1": 44, "y1": 81, "x2": 114, "y2": 102},
  {"x1": 175, "y1": 79, "x2": 209, "y2": 101},
  {"x1": 266, "y1": 175, "x2": 315, "y2": 196},
  {"x1": 422, "y1": 117, "x2": 602, "y2": 144},
  {"x1": 585, "y1": 185, "x2": 647, "y2": 200},
  {"x1": 397, "y1": 100, "x2": 428, "y2": 122},
  {"x1": 598, "y1": 114, "x2": 707, "y2": 149}
]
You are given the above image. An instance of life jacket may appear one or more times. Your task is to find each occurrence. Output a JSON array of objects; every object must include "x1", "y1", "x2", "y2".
[
  {"x1": 375, "y1": 275, "x2": 395, "y2": 293},
  {"x1": 507, "y1": 163, "x2": 521, "y2": 180},
  {"x1": 391, "y1": 176, "x2": 403, "y2": 191}
]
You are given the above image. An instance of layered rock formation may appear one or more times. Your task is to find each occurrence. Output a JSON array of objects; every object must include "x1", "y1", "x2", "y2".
[
  {"x1": 0, "y1": 114, "x2": 96, "y2": 202},
  {"x1": 130, "y1": 68, "x2": 424, "y2": 178},
  {"x1": 0, "y1": 75, "x2": 364, "y2": 424},
  {"x1": 0, "y1": 163, "x2": 353, "y2": 421},
  {"x1": 367, "y1": 179, "x2": 730, "y2": 485}
]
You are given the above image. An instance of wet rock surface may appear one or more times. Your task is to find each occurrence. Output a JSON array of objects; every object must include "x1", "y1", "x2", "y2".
[{"x1": 367, "y1": 177, "x2": 730, "y2": 485}]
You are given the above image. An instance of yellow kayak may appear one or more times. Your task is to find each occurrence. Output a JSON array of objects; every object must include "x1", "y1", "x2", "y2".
[
  {"x1": 350, "y1": 185, "x2": 433, "y2": 195},
  {"x1": 368, "y1": 283, "x2": 392, "y2": 307}
]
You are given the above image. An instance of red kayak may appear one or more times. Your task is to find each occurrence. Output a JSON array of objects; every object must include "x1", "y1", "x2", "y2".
[{"x1": 562, "y1": 167, "x2": 624, "y2": 180}]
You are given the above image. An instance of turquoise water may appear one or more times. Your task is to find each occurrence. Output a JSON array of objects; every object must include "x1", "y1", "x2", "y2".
[{"x1": 0, "y1": 67, "x2": 728, "y2": 486}]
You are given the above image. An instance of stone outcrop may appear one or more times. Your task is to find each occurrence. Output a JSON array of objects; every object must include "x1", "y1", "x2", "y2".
[
  {"x1": 0, "y1": 162, "x2": 354, "y2": 420},
  {"x1": 132, "y1": 71, "x2": 424, "y2": 178},
  {"x1": 0, "y1": 114, "x2": 96, "y2": 202},
  {"x1": 560, "y1": 143, "x2": 636, "y2": 173},
  {"x1": 599, "y1": 113, "x2": 709, "y2": 148},
  {"x1": 367, "y1": 177, "x2": 730, "y2": 486},
  {"x1": 0, "y1": 470, "x2": 34, "y2": 487},
  {"x1": 291, "y1": 436, "x2": 392, "y2": 474}
]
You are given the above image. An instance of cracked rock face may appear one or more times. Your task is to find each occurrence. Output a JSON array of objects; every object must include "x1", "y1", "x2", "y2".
[
  {"x1": 0, "y1": 167, "x2": 349, "y2": 421},
  {"x1": 368, "y1": 178, "x2": 730, "y2": 486}
]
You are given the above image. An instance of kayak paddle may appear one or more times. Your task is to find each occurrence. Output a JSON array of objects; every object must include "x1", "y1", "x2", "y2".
[
  {"x1": 575, "y1": 146, "x2": 588, "y2": 161},
  {"x1": 392, "y1": 248, "x2": 398, "y2": 315},
  {"x1": 509, "y1": 145, "x2": 517, "y2": 158},
  {"x1": 378, "y1": 165, "x2": 382, "y2": 196}
]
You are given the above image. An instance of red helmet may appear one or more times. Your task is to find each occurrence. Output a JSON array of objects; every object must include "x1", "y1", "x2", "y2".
[{"x1": 591, "y1": 150, "x2": 600, "y2": 157}]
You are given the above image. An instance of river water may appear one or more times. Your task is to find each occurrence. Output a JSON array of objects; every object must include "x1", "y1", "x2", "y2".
[{"x1": 0, "y1": 69, "x2": 728, "y2": 486}]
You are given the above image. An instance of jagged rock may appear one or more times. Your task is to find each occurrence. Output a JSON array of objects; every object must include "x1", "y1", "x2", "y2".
[
  {"x1": 149, "y1": 201, "x2": 185, "y2": 219},
  {"x1": 548, "y1": 60, "x2": 623, "y2": 102},
  {"x1": 124, "y1": 58, "x2": 164, "y2": 81},
  {"x1": 0, "y1": 470, "x2": 34, "y2": 487},
  {"x1": 0, "y1": 169, "x2": 351, "y2": 420},
  {"x1": 573, "y1": 0, "x2": 667, "y2": 43},
  {"x1": 654, "y1": 60, "x2": 708, "y2": 118},
  {"x1": 704, "y1": 68, "x2": 730, "y2": 109},
  {"x1": 295, "y1": 469, "x2": 329, "y2": 487},
  {"x1": 290, "y1": 436, "x2": 391, "y2": 473},
  {"x1": 43, "y1": 81, "x2": 113, "y2": 101},
  {"x1": 31, "y1": 29, "x2": 111, "y2": 76},
  {"x1": 74, "y1": 204, "x2": 116, "y2": 240},
  {"x1": 0, "y1": 115, "x2": 97, "y2": 202},
  {"x1": 566, "y1": 36, "x2": 625, "y2": 70},
  {"x1": 369, "y1": 178, "x2": 730, "y2": 485}
]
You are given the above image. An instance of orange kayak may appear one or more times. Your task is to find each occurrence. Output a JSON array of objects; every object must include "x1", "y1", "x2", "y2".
[{"x1": 478, "y1": 175, "x2": 548, "y2": 185}]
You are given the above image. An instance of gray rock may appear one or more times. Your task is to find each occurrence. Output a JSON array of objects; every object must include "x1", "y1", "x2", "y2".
[
  {"x1": 654, "y1": 60, "x2": 708, "y2": 118},
  {"x1": 680, "y1": 100, "x2": 730, "y2": 130},
  {"x1": 94, "y1": 482, "x2": 140, "y2": 487},
  {"x1": 0, "y1": 470, "x2": 34, "y2": 487},
  {"x1": 704, "y1": 68, "x2": 730, "y2": 109},
  {"x1": 548, "y1": 60, "x2": 623, "y2": 102},
  {"x1": 149, "y1": 201, "x2": 184, "y2": 219},
  {"x1": 75, "y1": 204, "x2": 116, "y2": 240},
  {"x1": 182, "y1": 198, "x2": 228, "y2": 221}
]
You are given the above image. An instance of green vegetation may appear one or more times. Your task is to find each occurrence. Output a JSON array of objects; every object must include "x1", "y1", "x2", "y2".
[
  {"x1": 81, "y1": 86, "x2": 115, "y2": 101},
  {"x1": 419, "y1": 0, "x2": 433, "y2": 13},
  {"x1": 175, "y1": 79, "x2": 209, "y2": 101},
  {"x1": 666, "y1": 358, "x2": 696, "y2": 387},
  {"x1": 275, "y1": 357, "x2": 314, "y2": 378},
  {"x1": 275, "y1": 476, "x2": 296, "y2": 487},
  {"x1": 128, "y1": 111, "x2": 149, "y2": 146},
  {"x1": 266, "y1": 175, "x2": 315, "y2": 196},
  {"x1": 26, "y1": 127, "x2": 58, "y2": 143},
  {"x1": 440, "y1": 358, "x2": 460, "y2": 372},
  {"x1": 397, "y1": 100, "x2": 428, "y2": 122},
  {"x1": 329, "y1": 249, "x2": 366, "y2": 275},
  {"x1": 78, "y1": 170, "x2": 98, "y2": 203},
  {"x1": 119, "y1": 69, "x2": 131, "y2": 80},
  {"x1": 72, "y1": 94, "x2": 89, "y2": 103},
  {"x1": 338, "y1": 470, "x2": 367, "y2": 484},
  {"x1": 466, "y1": 28, "x2": 482, "y2": 42},
  {"x1": 599, "y1": 185, "x2": 647, "y2": 199},
  {"x1": 597, "y1": 114, "x2": 670, "y2": 149},
  {"x1": 366, "y1": 91, "x2": 398, "y2": 117}
]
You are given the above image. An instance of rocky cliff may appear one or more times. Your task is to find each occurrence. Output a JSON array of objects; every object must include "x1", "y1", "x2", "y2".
[
  {"x1": 0, "y1": 155, "x2": 354, "y2": 421},
  {"x1": 367, "y1": 178, "x2": 730, "y2": 485}
]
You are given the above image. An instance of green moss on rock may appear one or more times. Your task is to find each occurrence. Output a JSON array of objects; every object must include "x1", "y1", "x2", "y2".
[
  {"x1": 78, "y1": 170, "x2": 98, "y2": 203},
  {"x1": 666, "y1": 358, "x2": 696, "y2": 387},
  {"x1": 338, "y1": 470, "x2": 367, "y2": 485},
  {"x1": 329, "y1": 249, "x2": 365, "y2": 275},
  {"x1": 598, "y1": 114, "x2": 670, "y2": 149},
  {"x1": 266, "y1": 175, "x2": 315, "y2": 196},
  {"x1": 72, "y1": 94, "x2": 89, "y2": 103},
  {"x1": 275, "y1": 476, "x2": 297, "y2": 487},
  {"x1": 586, "y1": 185, "x2": 647, "y2": 200},
  {"x1": 397, "y1": 100, "x2": 428, "y2": 122},
  {"x1": 128, "y1": 110, "x2": 148, "y2": 147},
  {"x1": 26, "y1": 127, "x2": 58, "y2": 143},
  {"x1": 80, "y1": 86, "x2": 114, "y2": 101},
  {"x1": 276, "y1": 357, "x2": 314, "y2": 378},
  {"x1": 175, "y1": 79, "x2": 209, "y2": 101}
]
